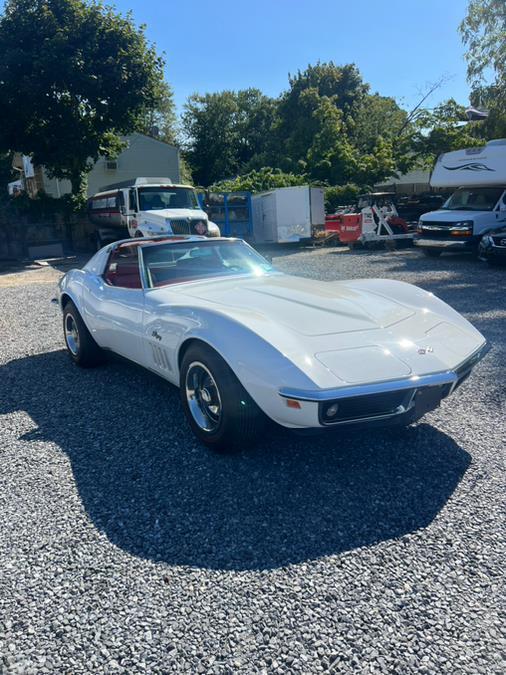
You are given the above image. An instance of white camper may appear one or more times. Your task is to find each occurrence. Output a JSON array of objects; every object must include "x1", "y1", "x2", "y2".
[
  {"x1": 415, "y1": 139, "x2": 506, "y2": 257},
  {"x1": 252, "y1": 186, "x2": 325, "y2": 244}
]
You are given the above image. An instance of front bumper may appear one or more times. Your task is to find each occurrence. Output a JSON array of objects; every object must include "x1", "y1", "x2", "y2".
[
  {"x1": 414, "y1": 237, "x2": 477, "y2": 251},
  {"x1": 278, "y1": 342, "x2": 489, "y2": 428}
]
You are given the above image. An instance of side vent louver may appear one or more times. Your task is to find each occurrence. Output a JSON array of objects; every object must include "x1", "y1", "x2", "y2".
[{"x1": 151, "y1": 344, "x2": 172, "y2": 371}]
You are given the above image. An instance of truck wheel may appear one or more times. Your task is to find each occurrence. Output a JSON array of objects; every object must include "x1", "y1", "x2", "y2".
[
  {"x1": 63, "y1": 300, "x2": 105, "y2": 368},
  {"x1": 423, "y1": 249, "x2": 442, "y2": 258},
  {"x1": 180, "y1": 343, "x2": 265, "y2": 453}
]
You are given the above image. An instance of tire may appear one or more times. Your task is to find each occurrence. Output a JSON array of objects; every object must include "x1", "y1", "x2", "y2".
[
  {"x1": 63, "y1": 300, "x2": 105, "y2": 368},
  {"x1": 423, "y1": 248, "x2": 442, "y2": 258},
  {"x1": 180, "y1": 343, "x2": 265, "y2": 452}
]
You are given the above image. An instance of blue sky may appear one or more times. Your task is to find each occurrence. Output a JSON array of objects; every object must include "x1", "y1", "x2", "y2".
[{"x1": 113, "y1": 0, "x2": 471, "y2": 114}]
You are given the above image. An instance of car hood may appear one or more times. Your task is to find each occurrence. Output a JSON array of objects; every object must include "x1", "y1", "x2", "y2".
[
  {"x1": 156, "y1": 274, "x2": 485, "y2": 388},
  {"x1": 140, "y1": 208, "x2": 208, "y2": 222},
  {"x1": 420, "y1": 209, "x2": 480, "y2": 222}
]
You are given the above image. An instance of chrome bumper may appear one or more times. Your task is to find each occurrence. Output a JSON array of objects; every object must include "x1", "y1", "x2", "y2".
[
  {"x1": 279, "y1": 342, "x2": 490, "y2": 426},
  {"x1": 414, "y1": 238, "x2": 473, "y2": 249}
]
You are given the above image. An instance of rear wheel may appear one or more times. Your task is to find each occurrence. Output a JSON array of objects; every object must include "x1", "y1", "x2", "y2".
[
  {"x1": 180, "y1": 343, "x2": 265, "y2": 452},
  {"x1": 423, "y1": 248, "x2": 442, "y2": 258},
  {"x1": 63, "y1": 300, "x2": 105, "y2": 368}
]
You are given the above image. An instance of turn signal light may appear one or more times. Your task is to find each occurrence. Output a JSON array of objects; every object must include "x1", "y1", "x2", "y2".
[
  {"x1": 286, "y1": 399, "x2": 301, "y2": 409},
  {"x1": 451, "y1": 230, "x2": 472, "y2": 236}
]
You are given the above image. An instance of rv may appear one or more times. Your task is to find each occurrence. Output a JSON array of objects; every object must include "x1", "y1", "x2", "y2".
[
  {"x1": 415, "y1": 140, "x2": 506, "y2": 257},
  {"x1": 88, "y1": 177, "x2": 219, "y2": 248}
]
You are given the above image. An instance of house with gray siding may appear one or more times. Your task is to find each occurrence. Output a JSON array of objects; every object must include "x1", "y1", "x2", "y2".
[{"x1": 42, "y1": 132, "x2": 181, "y2": 197}]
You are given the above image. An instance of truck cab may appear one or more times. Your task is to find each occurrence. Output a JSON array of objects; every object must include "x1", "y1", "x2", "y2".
[
  {"x1": 415, "y1": 140, "x2": 506, "y2": 257},
  {"x1": 88, "y1": 177, "x2": 219, "y2": 248}
]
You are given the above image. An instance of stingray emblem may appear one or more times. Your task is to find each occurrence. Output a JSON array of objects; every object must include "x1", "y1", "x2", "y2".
[
  {"x1": 418, "y1": 346, "x2": 434, "y2": 355},
  {"x1": 443, "y1": 163, "x2": 495, "y2": 172}
]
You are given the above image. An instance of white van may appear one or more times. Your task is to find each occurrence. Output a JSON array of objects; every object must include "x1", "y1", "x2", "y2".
[
  {"x1": 415, "y1": 140, "x2": 506, "y2": 257},
  {"x1": 88, "y1": 177, "x2": 219, "y2": 248}
]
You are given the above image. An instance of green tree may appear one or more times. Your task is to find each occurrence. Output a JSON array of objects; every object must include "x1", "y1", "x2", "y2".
[
  {"x1": 210, "y1": 167, "x2": 307, "y2": 193},
  {"x1": 182, "y1": 89, "x2": 277, "y2": 186},
  {"x1": 305, "y1": 98, "x2": 359, "y2": 183},
  {"x1": 276, "y1": 62, "x2": 368, "y2": 171},
  {"x1": 411, "y1": 99, "x2": 484, "y2": 166},
  {"x1": 0, "y1": 0, "x2": 166, "y2": 198},
  {"x1": 135, "y1": 79, "x2": 177, "y2": 145},
  {"x1": 460, "y1": 0, "x2": 506, "y2": 96}
]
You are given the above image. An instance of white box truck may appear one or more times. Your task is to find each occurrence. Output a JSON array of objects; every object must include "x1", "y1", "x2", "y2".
[
  {"x1": 415, "y1": 139, "x2": 506, "y2": 257},
  {"x1": 252, "y1": 186, "x2": 325, "y2": 244},
  {"x1": 88, "y1": 177, "x2": 220, "y2": 248}
]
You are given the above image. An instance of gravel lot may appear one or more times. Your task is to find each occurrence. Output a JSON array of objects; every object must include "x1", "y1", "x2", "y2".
[{"x1": 0, "y1": 247, "x2": 505, "y2": 674}]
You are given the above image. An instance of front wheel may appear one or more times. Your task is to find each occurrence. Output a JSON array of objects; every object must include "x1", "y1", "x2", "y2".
[
  {"x1": 180, "y1": 343, "x2": 265, "y2": 452},
  {"x1": 423, "y1": 248, "x2": 442, "y2": 258}
]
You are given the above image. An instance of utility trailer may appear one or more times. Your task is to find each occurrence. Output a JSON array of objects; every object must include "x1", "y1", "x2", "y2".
[
  {"x1": 322, "y1": 193, "x2": 414, "y2": 247},
  {"x1": 251, "y1": 186, "x2": 325, "y2": 244}
]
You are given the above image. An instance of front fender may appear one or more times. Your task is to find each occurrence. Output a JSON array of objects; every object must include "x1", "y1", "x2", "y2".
[{"x1": 145, "y1": 304, "x2": 321, "y2": 428}]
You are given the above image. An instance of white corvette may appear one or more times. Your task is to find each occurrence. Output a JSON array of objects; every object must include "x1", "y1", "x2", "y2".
[{"x1": 57, "y1": 236, "x2": 489, "y2": 451}]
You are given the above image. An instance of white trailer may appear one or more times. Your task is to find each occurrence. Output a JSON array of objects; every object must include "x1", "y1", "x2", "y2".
[
  {"x1": 252, "y1": 186, "x2": 325, "y2": 244},
  {"x1": 415, "y1": 139, "x2": 506, "y2": 257}
]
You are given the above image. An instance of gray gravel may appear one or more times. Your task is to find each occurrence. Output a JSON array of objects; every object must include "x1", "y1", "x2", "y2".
[{"x1": 0, "y1": 246, "x2": 505, "y2": 674}]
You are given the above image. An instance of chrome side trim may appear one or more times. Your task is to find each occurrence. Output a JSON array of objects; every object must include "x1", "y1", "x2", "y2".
[{"x1": 279, "y1": 341, "x2": 490, "y2": 402}]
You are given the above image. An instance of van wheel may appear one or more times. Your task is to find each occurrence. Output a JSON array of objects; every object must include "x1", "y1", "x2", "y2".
[
  {"x1": 423, "y1": 249, "x2": 442, "y2": 258},
  {"x1": 180, "y1": 343, "x2": 265, "y2": 452}
]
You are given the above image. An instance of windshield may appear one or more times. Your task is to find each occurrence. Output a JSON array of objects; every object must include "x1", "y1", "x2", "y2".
[
  {"x1": 141, "y1": 240, "x2": 274, "y2": 288},
  {"x1": 442, "y1": 187, "x2": 503, "y2": 212},
  {"x1": 138, "y1": 186, "x2": 199, "y2": 211}
]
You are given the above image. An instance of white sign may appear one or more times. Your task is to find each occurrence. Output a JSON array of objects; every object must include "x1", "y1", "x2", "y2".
[{"x1": 22, "y1": 155, "x2": 35, "y2": 178}]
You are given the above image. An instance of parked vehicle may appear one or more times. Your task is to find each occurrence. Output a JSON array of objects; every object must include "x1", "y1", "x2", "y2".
[
  {"x1": 324, "y1": 193, "x2": 413, "y2": 246},
  {"x1": 88, "y1": 177, "x2": 220, "y2": 248},
  {"x1": 396, "y1": 193, "x2": 447, "y2": 223},
  {"x1": 478, "y1": 225, "x2": 506, "y2": 266},
  {"x1": 57, "y1": 235, "x2": 488, "y2": 452},
  {"x1": 251, "y1": 186, "x2": 325, "y2": 244},
  {"x1": 415, "y1": 140, "x2": 506, "y2": 257}
]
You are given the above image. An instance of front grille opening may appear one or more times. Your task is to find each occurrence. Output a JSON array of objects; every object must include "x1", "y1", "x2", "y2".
[
  {"x1": 319, "y1": 389, "x2": 413, "y2": 425},
  {"x1": 170, "y1": 219, "x2": 208, "y2": 235}
]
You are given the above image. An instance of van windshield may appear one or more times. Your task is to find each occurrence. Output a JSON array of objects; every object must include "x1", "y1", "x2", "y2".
[
  {"x1": 138, "y1": 187, "x2": 199, "y2": 211},
  {"x1": 442, "y1": 187, "x2": 503, "y2": 212}
]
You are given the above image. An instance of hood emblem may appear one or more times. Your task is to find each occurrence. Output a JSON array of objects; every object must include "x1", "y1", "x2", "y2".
[{"x1": 418, "y1": 346, "x2": 434, "y2": 355}]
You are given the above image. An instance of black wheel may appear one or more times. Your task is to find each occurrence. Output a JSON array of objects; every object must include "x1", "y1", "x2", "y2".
[
  {"x1": 63, "y1": 300, "x2": 105, "y2": 368},
  {"x1": 180, "y1": 343, "x2": 265, "y2": 452},
  {"x1": 423, "y1": 248, "x2": 442, "y2": 258}
]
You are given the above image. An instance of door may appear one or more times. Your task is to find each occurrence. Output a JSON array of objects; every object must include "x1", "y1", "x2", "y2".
[
  {"x1": 126, "y1": 188, "x2": 140, "y2": 237},
  {"x1": 82, "y1": 244, "x2": 145, "y2": 362}
]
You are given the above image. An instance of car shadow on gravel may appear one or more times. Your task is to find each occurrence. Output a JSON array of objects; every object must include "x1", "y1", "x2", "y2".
[{"x1": 1, "y1": 350, "x2": 471, "y2": 571}]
